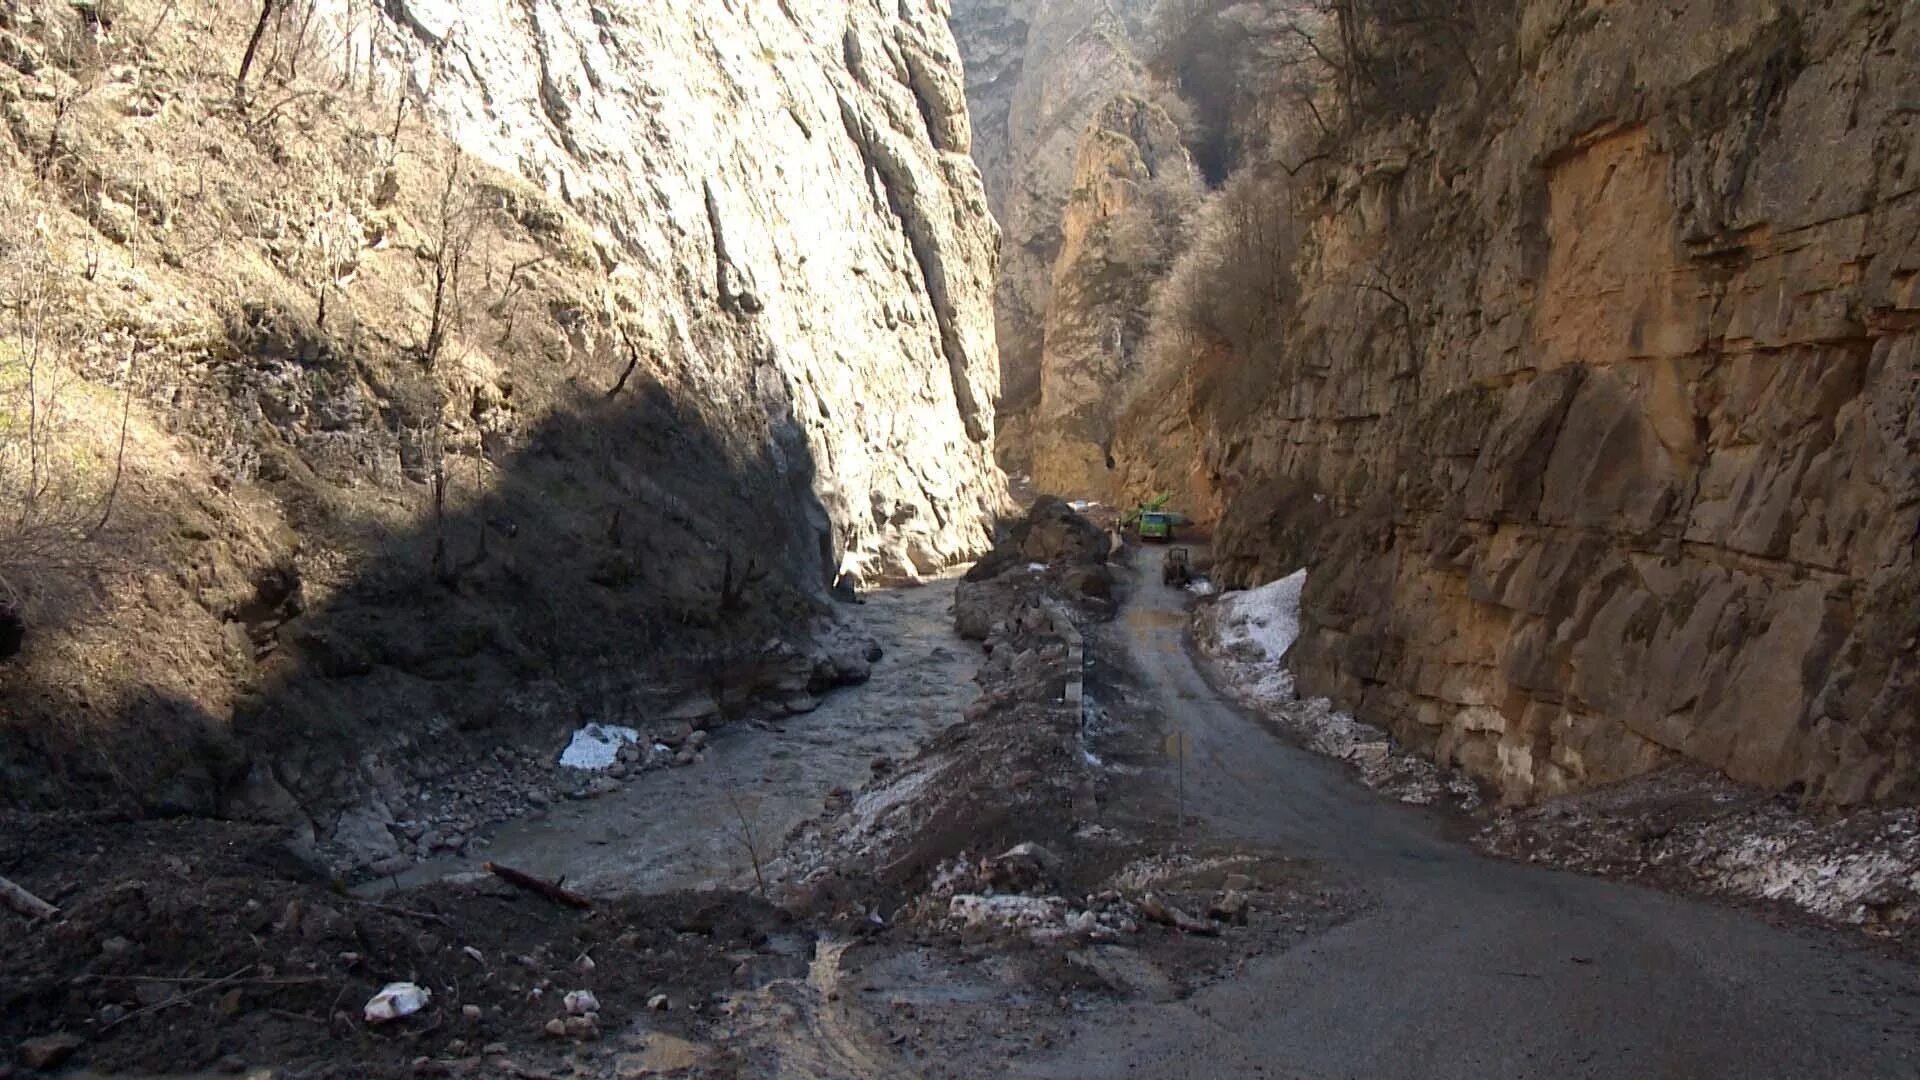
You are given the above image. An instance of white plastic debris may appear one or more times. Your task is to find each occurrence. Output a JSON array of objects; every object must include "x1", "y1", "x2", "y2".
[
  {"x1": 558, "y1": 723, "x2": 640, "y2": 770},
  {"x1": 563, "y1": 989, "x2": 600, "y2": 1016},
  {"x1": 363, "y1": 982, "x2": 432, "y2": 1023}
]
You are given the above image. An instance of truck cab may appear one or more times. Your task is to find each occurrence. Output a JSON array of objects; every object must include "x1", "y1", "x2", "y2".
[{"x1": 1138, "y1": 511, "x2": 1174, "y2": 542}]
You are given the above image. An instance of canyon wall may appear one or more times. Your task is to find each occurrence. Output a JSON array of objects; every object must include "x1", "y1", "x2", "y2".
[
  {"x1": 950, "y1": 0, "x2": 1154, "y2": 471},
  {"x1": 0, "y1": 0, "x2": 1003, "y2": 828},
  {"x1": 1028, "y1": 92, "x2": 1200, "y2": 498},
  {"x1": 1132, "y1": 0, "x2": 1920, "y2": 804}
]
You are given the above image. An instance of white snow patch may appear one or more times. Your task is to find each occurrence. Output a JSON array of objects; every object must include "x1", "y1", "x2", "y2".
[
  {"x1": 843, "y1": 762, "x2": 946, "y2": 844},
  {"x1": 1186, "y1": 579, "x2": 1218, "y2": 596},
  {"x1": 1209, "y1": 570, "x2": 1308, "y2": 702},
  {"x1": 1199, "y1": 571, "x2": 1478, "y2": 809},
  {"x1": 949, "y1": 893, "x2": 1066, "y2": 931},
  {"x1": 558, "y1": 723, "x2": 640, "y2": 770}
]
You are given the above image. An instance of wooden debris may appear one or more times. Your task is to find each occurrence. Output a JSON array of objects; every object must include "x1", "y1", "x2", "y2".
[
  {"x1": 1139, "y1": 892, "x2": 1219, "y2": 936},
  {"x1": 0, "y1": 873, "x2": 59, "y2": 920},
  {"x1": 483, "y1": 862, "x2": 593, "y2": 910}
]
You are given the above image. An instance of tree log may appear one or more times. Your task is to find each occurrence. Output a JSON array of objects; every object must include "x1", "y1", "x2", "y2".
[
  {"x1": 0, "y1": 873, "x2": 59, "y2": 920},
  {"x1": 1139, "y1": 892, "x2": 1218, "y2": 936},
  {"x1": 483, "y1": 862, "x2": 592, "y2": 910}
]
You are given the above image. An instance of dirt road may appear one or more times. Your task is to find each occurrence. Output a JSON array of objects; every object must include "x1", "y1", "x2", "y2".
[{"x1": 1008, "y1": 547, "x2": 1920, "y2": 1079}]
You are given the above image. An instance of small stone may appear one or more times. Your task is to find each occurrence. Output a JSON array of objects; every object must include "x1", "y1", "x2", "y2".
[
  {"x1": 462, "y1": 1004, "x2": 483, "y2": 1021},
  {"x1": 446, "y1": 1040, "x2": 468, "y2": 1056},
  {"x1": 1221, "y1": 873, "x2": 1254, "y2": 893},
  {"x1": 544, "y1": 1018, "x2": 568, "y2": 1038},
  {"x1": 647, "y1": 993, "x2": 669, "y2": 1011},
  {"x1": 1208, "y1": 890, "x2": 1251, "y2": 926},
  {"x1": 563, "y1": 1015, "x2": 600, "y2": 1040},
  {"x1": 16, "y1": 1034, "x2": 83, "y2": 1071},
  {"x1": 527, "y1": 790, "x2": 551, "y2": 808},
  {"x1": 99, "y1": 935, "x2": 134, "y2": 957},
  {"x1": 133, "y1": 982, "x2": 176, "y2": 1007},
  {"x1": 216, "y1": 987, "x2": 245, "y2": 1017},
  {"x1": 482, "y1": 1042, "x2": 509, "y2": 1056}
]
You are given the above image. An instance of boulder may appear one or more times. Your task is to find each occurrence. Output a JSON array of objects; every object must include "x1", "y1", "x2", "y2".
[
  {"x1": 16, "y1": 1034, "x2": 82, "y2": 1071},
  {"x1": 1018, "y1": 497, "x2": 1108, "y2": 566}
]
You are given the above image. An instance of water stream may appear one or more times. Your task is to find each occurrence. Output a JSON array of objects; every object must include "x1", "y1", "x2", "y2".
[{"x1": 368, "y1": 575, "x2": 978, "y2": 897}]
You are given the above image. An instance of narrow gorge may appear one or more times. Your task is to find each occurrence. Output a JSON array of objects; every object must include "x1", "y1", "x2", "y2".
[
  {"x1": 957, "y1": 0, "x2": 1919, "y2": 808},
  {"x1": 4, "y1": 2, "x2": 1919, "y2": 1077}
]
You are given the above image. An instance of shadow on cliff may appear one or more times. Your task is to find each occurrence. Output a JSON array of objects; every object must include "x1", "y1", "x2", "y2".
[{"x1": 0, "y1": 368, "x2": 845, "y2": 818}]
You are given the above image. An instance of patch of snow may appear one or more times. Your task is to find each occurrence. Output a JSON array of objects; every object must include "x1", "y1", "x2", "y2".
[
  {"x1": 950, "y1": 893, "x2": 1065, "y2": 931},
  {"x1": 843, "y1": 762, "x2": 946, "y2": 844},
  {"x1": 1199, "y1": 571, "x2": 1479, "y2": 810},
  {"x1": 558, "y1": 723, "x2": 640, "y2": 770},
  {"x1": 1186, "y1": 579, "x2": 1218, "y2": 596},
  {"x1": 1026, "y1": 562, "x2": 1047, "y2": 573},
  {"x1": 1210, "y1": 571, "x2": 1308, "y2": 702}
]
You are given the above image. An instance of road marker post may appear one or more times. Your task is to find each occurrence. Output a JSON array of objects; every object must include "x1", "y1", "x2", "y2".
[{"x1": 1165, "y1": 729, "x2": 1191, "y2": 838}]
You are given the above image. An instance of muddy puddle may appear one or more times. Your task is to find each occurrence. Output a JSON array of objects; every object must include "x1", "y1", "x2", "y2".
[{"x1": 366, "y1": 575, "x2": 979, "y2": 897}]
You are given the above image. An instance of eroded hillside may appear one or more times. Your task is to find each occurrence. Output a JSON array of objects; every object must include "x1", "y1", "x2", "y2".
[{"x1": 0, "y1": 0, "x2": 1004, "y2": 852}]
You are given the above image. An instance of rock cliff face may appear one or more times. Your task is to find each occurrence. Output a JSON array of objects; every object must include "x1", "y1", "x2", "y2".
[
  {"x1": 1133, "y1": 1, "x2": 1920, "y2": 804},
  {"x1": 1029, "y1": 93, "x2": 1200, "y2": 498},
  {"x1": 0, "y1": 0, "x2": 1003, "y2": 821},
  {"x1": 949, "y1": 0, "x2": 1153, "y2": 468},
  {"x1": 335, "y1": 0, "x2": 1004, "y2": 579}
]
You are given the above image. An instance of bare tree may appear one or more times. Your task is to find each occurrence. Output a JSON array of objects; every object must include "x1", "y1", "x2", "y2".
[
  {"x1": 716, "y1": 550, "x2": 770, "y2": 614},
  {"x1": 723, "y1": 786, "x2": 770, "y2": 897},
  {"x1": 235, "y1": 0, "x2": 281, "y2": 100},
  {"x1": 0, "y1": 180, "x2": 130, "y2": 612},
  {"x1": 418, "y1": 161, "x2": 483, "y2": 370}
]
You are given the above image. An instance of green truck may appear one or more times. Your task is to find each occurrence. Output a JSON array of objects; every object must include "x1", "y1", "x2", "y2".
[{"x1": 1137, "y1": 511, "x2": 1175, "y2": 542}]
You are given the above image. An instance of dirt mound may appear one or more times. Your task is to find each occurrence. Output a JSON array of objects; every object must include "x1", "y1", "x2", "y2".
[
  {"x1": 0, "y1": 812, "x2": 791, "y2": 1077},
  {"x1": 964, "y1": 496, "x2": 1111, "y2": 585}
]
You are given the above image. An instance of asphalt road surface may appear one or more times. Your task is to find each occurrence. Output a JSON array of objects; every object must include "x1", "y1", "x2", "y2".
[{"x1": 1012, "y1": 547, "x2": 1920, "y2": 1080}]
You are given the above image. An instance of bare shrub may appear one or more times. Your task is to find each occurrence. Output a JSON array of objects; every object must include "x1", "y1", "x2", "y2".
[
  {"x1": 1148, "y1": 168, "x2": 1299, "y2": 364},
  {"x1": 1150, "y1": 0, "x2": 1518, "y2": 174},
  {"x1": 417, "y1": 160, "x2": 486, "y2": 371},
  {"x1": 0, "y1": 178, "x2": 133, "y2": 617}
]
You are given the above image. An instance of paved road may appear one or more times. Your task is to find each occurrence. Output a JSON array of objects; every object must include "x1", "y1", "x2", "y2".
[{"x1": 1016, "y1": 548, "x2": 1920, "y2": 1080}]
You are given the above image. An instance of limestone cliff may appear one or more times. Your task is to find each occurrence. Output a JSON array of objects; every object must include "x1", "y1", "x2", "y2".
[
  {"x1": 0, "y1": 0, "x2": 1003, "y2": 828},
  {"x1": 1128, "y1": 1, "x2": 1920, "y2": 804},
  {"x1": 1029, "y1": 92, "x2": 1200, "y2": 499},
  {"x1": 950, "y1": 0, "x2": 1154, "y2": 467}
]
